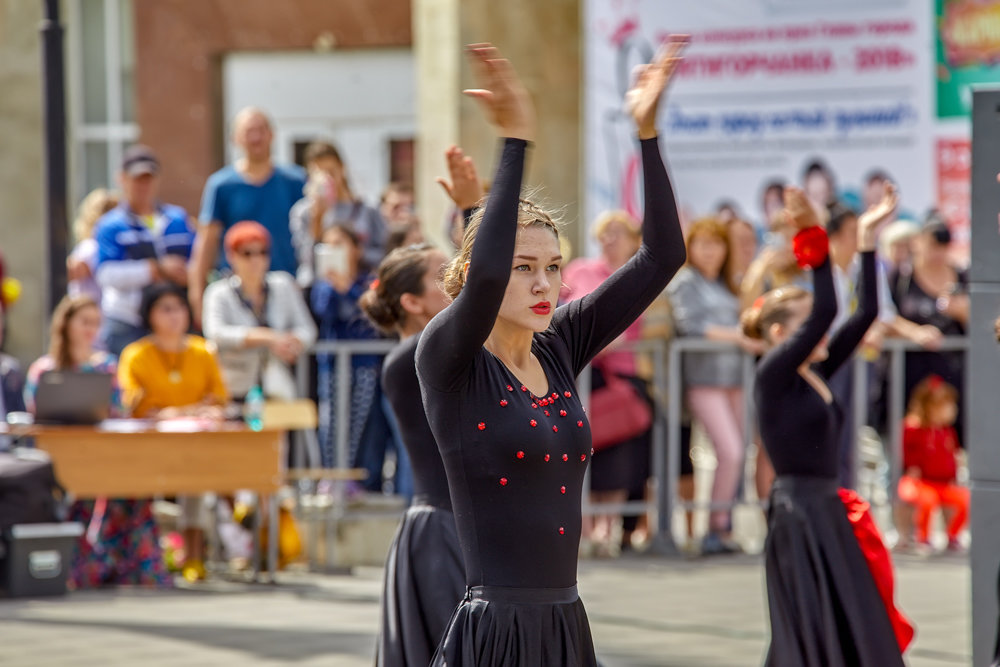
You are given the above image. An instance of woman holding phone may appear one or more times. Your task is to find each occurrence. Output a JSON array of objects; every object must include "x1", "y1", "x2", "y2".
[{"x1": 311, "y1": 225, "x2": 408, "y2": 495}]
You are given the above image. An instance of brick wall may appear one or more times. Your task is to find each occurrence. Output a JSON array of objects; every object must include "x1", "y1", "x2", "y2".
[{"x1": 133, "y1": 0, "x2": 411, "y2": 216}]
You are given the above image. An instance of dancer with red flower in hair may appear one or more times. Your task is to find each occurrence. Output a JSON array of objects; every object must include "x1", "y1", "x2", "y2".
[{"x1": 741, "y1": 185, "x2": 913, "y2": 665}]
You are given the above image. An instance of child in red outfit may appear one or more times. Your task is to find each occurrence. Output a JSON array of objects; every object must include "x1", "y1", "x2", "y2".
[{"x1": 896, "y1": 375, "x2": 969, "y2": 551}]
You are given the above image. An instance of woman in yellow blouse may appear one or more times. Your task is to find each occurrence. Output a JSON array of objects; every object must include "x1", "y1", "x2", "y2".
[
  {"x1": 118, "y1": 282, "x2": 229, "y2": 579},
  {"x1": 119, "y1": 283, "x2": 228, "y2": 418}
]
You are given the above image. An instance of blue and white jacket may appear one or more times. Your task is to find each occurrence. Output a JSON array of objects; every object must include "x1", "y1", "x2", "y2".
[{"x1": 94, "y1": 203, "x2": 195, "y2": 326}]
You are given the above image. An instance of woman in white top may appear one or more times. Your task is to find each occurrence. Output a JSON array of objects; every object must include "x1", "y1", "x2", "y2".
[{"x1": 202, "y1": 221, "x2": 317, "y2": 400}]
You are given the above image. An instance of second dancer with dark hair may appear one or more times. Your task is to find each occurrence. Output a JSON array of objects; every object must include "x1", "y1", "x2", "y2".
[
  {"x1": 360, "y1": 242, "x2": 459, "y2": 667},
  {"x1": 416, "y1": 40, "x2": 688, "y2": 665}
]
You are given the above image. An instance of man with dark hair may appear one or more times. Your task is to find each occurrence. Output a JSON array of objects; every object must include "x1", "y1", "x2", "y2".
[
  {"x1": 380, "y1": 182, "x2": 416, "y2": 227},
  {"x1": 188, "y1": 107, "x2": 307, "y2": 325},
  {"x1": 826, "y1": 202, "x2": 898, "y2": 488}
]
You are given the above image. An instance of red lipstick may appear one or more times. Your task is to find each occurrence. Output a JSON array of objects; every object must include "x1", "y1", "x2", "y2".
[{"x1": 530, "y1": 301, "x2": 552, "y2": 315}]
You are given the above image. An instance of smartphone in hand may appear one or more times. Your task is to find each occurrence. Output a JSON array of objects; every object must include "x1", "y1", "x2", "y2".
[{"x1": 314, "y1": 243, "x2": 348, "y2": 277}]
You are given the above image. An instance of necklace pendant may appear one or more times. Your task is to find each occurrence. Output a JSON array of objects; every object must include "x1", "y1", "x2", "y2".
[{"x1": 168, "y1": 370, "x2": 182, "y2": 384}]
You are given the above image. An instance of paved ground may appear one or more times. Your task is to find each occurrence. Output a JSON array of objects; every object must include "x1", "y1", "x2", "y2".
[{"x1": 0, "y1": 552, "x2": 969, "y2": 666}]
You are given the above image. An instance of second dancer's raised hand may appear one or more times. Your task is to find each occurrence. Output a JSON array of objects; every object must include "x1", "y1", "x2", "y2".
[
  {"x1": 625, "y1": 34, "x2": 689, "y2": 140},
  {"x1": 858, "y1": 182, "x2": 898, "y2": 251},
  {"x1": 783, "y1": 186, "x2": 821, "y2": 231},
  {"x1": 464, "y1": 43, "x2": 536, "y2": 141},
  {"x1": 436, "y1": 145, "x2": 484, "y2": 210}
]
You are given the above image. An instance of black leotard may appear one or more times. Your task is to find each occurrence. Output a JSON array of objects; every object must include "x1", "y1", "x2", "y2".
[
  {"x1": 382, "y1": 333, "x2": 451, "y2": 509},
  {"x1": 755, "y1": 252, "x2": 878, "y2": 477},
  {"x1": 416, "y1": 137, "x2": 684, "y2": 589}
]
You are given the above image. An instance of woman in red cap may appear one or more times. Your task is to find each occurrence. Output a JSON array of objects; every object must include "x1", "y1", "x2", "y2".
[{"x1": 202, "y1": 221, "x2": 316, "y2": 402}]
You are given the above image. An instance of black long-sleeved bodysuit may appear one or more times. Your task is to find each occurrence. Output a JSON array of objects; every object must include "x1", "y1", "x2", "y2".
[
  {"x1": 755, "y1": 251, "x2": 908, "y2": 666},
  {"x1": 417, "y1": 137, "x2": 684, "y2": 589},
  {"x1": 377, "y1": 334, "x2": 464, "y2": 667},
  {"x1": 755, "y1": 253, "x2": 876, "y2": 479}
]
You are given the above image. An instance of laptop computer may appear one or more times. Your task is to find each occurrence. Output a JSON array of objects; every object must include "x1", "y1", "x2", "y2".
[{"x1": 34, "y1": 371, "x2": 114, "y2": 425}]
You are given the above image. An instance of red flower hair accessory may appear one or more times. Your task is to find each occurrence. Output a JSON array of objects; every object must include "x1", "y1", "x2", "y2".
[
  {"x1": 927, "y1": 374, "x2": 944, "y2": 390},
  {"x1": 792, "y1": 226, "x2": 829, "y2": 269},
  {"x1": 370, "y1": 278, "x2": 380, "y2": 290}
]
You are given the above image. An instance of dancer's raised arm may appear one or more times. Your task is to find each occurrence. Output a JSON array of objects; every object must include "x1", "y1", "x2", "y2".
[
  {"x1": 417, "y1": 45, "x2": 535, "y2": 392},
  {"x1": 552, "y1": 36, "x2": 689, "y2": 374},
  {"x1": 755, "y1": 187, "x2": 838, "y2": 386},
  {"x1": 818, "y1": 184, "x2": 897, "y2": 378}
]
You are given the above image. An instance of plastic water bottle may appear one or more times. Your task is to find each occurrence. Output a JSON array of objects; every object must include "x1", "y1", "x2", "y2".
[{"x1": 244, "y1": 385, "x2": 264, "y2": 431}]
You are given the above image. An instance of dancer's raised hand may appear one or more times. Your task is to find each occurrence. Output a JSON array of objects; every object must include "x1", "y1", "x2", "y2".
[
  {"x1": 436, "y1": 145, "x2": 484, "y2": 210},
  {"x1": 464, "y1": 43, "x2": 535, "y2": 141},
  {"x1": 625, "y1": 34, "x2": 689, "y2": 139},
  {"x1": 858, "y1": 182, "x2": 898, "y2": 251},
  {"x1": 783, "y1": 187, "x2": 821, "y2": 231}
]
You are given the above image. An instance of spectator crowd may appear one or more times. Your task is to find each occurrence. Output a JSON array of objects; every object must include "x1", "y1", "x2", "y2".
[{"x1": 0, "y1": 105, "x2": 970, "y2": 585}]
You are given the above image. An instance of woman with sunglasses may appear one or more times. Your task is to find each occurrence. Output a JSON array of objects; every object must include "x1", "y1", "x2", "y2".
[
  {"x1": 202, "y1": 221, "x2": 316, "y2": 402},
  {"x1": 416, "y1": 41, "x2": 687, "y2": 665},
  {"x1": 889, "y1": 213, "x2": 968, "y2": 444}
]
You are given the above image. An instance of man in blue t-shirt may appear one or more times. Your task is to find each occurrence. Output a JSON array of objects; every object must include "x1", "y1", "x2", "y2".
[
  {"x1": 188, "y1": 107, "x2": 306, "y2": 326},
  {"x1": 94, "y1": 145, "x2": 197, "y2": 356}
]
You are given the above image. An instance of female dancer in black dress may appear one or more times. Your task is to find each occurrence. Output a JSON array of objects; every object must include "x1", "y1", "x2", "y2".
[
  {"x1": 415, "y1": 40, "x2": 688, "y2": 665},
  {"x1": 360, "y1": 243, "x2": 462, "y2": 667},
  {"x1": 743, "y1": 186, "x2": 913, "y2": 666}
]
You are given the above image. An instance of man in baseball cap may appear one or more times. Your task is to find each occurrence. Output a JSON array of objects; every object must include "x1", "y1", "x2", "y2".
[
  {"x1": 91, "y1": 144, "x2": 197, "y2": 355},
  {"x1": 121, "y1": 144, "x2": 160, "y2": 177}
]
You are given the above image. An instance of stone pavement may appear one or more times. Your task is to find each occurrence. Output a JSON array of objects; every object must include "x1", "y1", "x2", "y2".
[{"x1": 0, "y1": 553, "x2": 969, "y2": 666}]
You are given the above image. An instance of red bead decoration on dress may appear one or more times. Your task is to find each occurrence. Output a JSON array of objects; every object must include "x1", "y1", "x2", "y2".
[
  {"x1": 506, "y1": 385, "x2": 514, "y2": 392},
  {"x1": 499, "y1": 477, "x2": 508, "y2": 486},
  {"x1": 552, "y1": 425, "x2": 559, "y2": 433},
  {"x1": 581, "y1": 454, "x2": 587, "y2": 462},
  {"x1": 564, "y1": 391, "x2": 572, "y2": 398},
  {"x1": 544, "y1": 410, "x2": 550, "y2": 417},
  {"x1": 551, "y1": 393, "x2": 559, "y2": 401},
  {"x1": 560, "y1": 486, "x2": 566, "y2": 494},
  {"x1": 577, "y1": 420, "x2": 584, "y2": 427},
  {"x1": 558, "y1": 526, "x2": 565, "y2": 535},
  {"x1": 500, "y1": 399, "x2": 508, "y2": 407},
  {"x1": 531, "y1": 403, "x2": 538, "y2": 409},
  {"x1": 560, "y1": 410, "x2": 567, "y2": 417},
  {"x1": 521, "y1": 385, "x2": 528, "y2": 392},
  {"x1": 478, "y1": 422, "x2": 486, "y2": 430},
  {"x1": 516, "y1": 450, "x2": 525, "y2": 459},
  {"x1": 562, "y1": 453, "x2": 569, "y2": 461},
  {"x1": 544, "y1": 454, "x2": 551, "y2": 462},
  {"x1": 530, "y1": 419, "x2": 538, "y2": 427}
]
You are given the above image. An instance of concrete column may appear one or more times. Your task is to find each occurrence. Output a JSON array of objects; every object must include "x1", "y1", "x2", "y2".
[
  {"x1": 969, "y1": 88, "x2": 1000, "y2": 666},
  {"x1": 414, "y1": 0, "x2": 583, "y2": 256},
  {"x1": 0, "y1": 0, "x2": 46, "y2": 363}
]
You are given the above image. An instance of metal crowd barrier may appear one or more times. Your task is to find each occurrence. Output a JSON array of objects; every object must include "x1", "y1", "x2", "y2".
[{"x1": 293, "y1": 335, "x2": 968, "y2": 554}]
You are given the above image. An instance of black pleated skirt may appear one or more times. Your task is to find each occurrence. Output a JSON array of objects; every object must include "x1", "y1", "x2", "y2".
[
  {"x1": 430, "y1": 584, "x2": 598, "y2": 666},
  {"x1": 378, "y1": 503, "x2": 465, "y2": 667},
  {"x1": 764, "y1": 476, "x2": 905, "y2": 667}
]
